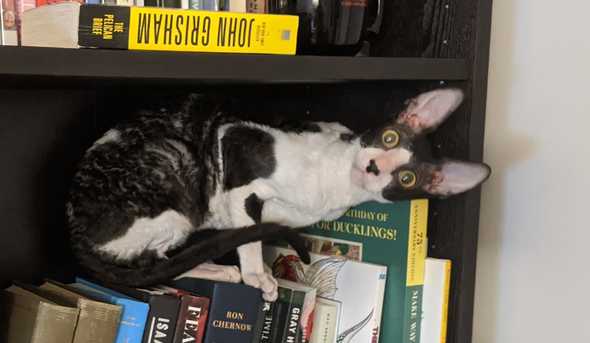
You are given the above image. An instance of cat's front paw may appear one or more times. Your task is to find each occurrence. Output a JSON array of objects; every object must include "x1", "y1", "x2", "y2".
[{"x1": 242, "y1": 272, "x2": 278, "y2": 301}]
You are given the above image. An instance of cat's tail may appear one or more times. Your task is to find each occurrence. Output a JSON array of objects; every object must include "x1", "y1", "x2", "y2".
[{"x1": 74, "y1": 223, "x2": 310, "y2": 287}]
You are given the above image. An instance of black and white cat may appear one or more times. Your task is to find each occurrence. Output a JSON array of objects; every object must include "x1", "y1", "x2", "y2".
[{"x1": 67, "y1": 88, "x2": 490, "y2": 301}]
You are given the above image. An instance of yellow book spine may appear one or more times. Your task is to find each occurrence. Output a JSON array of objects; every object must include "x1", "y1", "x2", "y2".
[
  {"x1": 440, "y1": 260, "x2": 451, "y2": 343},
  {"x1": 127, "y1": 7, "x2": 298, "y2": 54},
  {"x1": 79, "y1": 5, "x2": 299, "y2": 55},
  {"x1": 406, "y1": 199, "x2": 428, "y2": 287}
]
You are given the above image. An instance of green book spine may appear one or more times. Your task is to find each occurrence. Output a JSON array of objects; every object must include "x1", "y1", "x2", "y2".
[
  {"x1": 283, "y1": 290, "x2": 304, "y2": 343},
  {"x1": 304, "y1": 200, "x2": 428, "y2": 343}
]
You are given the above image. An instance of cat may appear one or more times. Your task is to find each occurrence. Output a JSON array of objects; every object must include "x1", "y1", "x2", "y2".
[{"x1": 66, "y1": 88, "x2": 490, "y2": 301}]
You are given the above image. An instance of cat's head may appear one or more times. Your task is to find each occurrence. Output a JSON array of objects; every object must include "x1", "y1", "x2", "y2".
[{"x1": 353, "y1": 88, "x2": 491, "y2": 201}]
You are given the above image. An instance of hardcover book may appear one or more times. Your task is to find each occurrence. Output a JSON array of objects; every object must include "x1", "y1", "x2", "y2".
[
  {"x1": 39, "y1": 280, "x2": 122, "y2": 343},
  {"x1": 270, "y1": 287, "x2": 291, "y2": 343},
  {"x1": 170, "y1": 278, "x2": 264, "y2": 343},
  {"x1": 263, "y1": 245, "x2": 387, "y2": 343},
  {"x1": 257, "y1": 300, "x2": 275, "y2": 343},
  {"x1": 420, "y1": 258, "x2": 452, "y2": 343},
  {"x1": 71, "y1": 278, "x2": 150, "y2": 343},
  {"x1": 302, "y1": 200, "x2": 429, "y2": 343},
  {"x1": 150, "y1": 285, "x2": 210, "y2": 343},
  {"x1": 277, "y1": 278, "x2": 317, "y2": 343},
  {"x1": 21, "y1": 2, "x2": 299, "y2": 54},
  {"x1": 104, "y1": 284, "x2": 182, "y2": 343},
  {"x1": 1, "y1": 284, "x2": 80, "y2": 343}
]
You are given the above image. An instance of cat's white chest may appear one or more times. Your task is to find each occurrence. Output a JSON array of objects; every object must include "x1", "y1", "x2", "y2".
[{"x1": 260, "y1": 130, "x2": 370, "y2": 226}]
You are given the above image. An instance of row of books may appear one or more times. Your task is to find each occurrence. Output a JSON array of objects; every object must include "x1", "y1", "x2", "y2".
[
  {"x1": 0, "y1": 200, "x2": 451, "y2": 343},
  {"x1": 0, "y1": 0, "x2": 300, "y2": 52}
]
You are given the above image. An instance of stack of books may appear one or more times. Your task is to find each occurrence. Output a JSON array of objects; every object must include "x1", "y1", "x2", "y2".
[
  {"x1": 1, "y1": 200, "x2": 452, "y2": 343},
  {"x1": 0, "y1": 0, "x2": 300, "y2": 54}
]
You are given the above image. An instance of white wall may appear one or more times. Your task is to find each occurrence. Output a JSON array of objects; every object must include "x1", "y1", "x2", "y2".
[{"x1": 473, "y1": 1, "x2": 590, "y2": 342}]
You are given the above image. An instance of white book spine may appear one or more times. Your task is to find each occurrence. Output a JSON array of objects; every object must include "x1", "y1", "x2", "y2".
[
  {"x1": 135, "y1": 0, "x2": 145, "y2": 6},
  {"x1": 0, "y1": 0, "x2": 4, "y2": 45},
  {"x1": 228, "y1": 0, "x2": 246, "y2": 13},
  {"x1": 421, "y1": 258, "x2": 451, "y2": 343}
]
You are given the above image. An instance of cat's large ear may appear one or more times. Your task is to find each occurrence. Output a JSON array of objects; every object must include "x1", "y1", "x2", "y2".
[
  {"x1": 397, "y1": 88, "x2": 464, "y2": 135},
  {"x1": 423, "y1": 160, "x2": 491, "y2": 197}
]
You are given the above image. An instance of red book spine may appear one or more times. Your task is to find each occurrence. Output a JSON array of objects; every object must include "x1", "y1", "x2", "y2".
[{"x1": 172, "y1": 294, "x2": 210, "y2": 343}]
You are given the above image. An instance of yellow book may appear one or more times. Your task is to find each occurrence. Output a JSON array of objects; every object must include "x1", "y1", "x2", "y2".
[{"x1": 21, "y1": 3, "x2": 298, "y2": 55}]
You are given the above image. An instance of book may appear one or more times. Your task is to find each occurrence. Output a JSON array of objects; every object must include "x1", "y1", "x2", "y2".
[
  {"x1": 303, "y1": 200, "x2": 429, "y2": 343},
  {"x1": 39, "y1": 279, "x2": 123, "y2": 343},
  {"x1": 1, "y1": 0, "x2": 18, "y2": 45},
  {"x1": 277, "y1": 278, "x2": 317, "y2": 343},
  {"x1": 246, "y1": 0, "x2": 264, "y2": 13},
  {"x1": 1, "y1": 283, "x2": 80, "y2": 343},
  {"x1": 309, "y1": 297, "x2": 341, "y2": 343},
  {"x1": 263, "y1": 245, "x2": 387, "y2": 343},
  {"x1": 70, "y1": 277, "x2": 150, "y2": 343},
  {"x1": 20, "y1": 3, "x2": 299, "y2": 55},
  {"x1": 226, "y1": 0, "x2": 245, "y2": 13},
  {"x1": 103, "y1": 284, "x2": 182, "y2": 343},
  {"x1": 170, "y1": 278, "x2": 264, "y2": 343},
  {"x1": 257, "y1": 300, "x2": 275, "y2": 343},
  {"x1": 272, "y1": 286, "x2": 292, "y2": 343},
  {"x1": 116, "y1": 0, "x2": 134, "y2": 6},
  {"x1": 420, "y1": 258, "x2": 452, "y2": 343},
  {"x1": 162, "y1": 286, "x2": 210, "y2": 343}
]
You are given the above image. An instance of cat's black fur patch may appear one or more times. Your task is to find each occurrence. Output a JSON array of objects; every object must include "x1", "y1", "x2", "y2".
[
  {"x1": 245, "y1": 193, "x2": 263, "y2": 224},
  {"x1": 276, "y1": 120, "x2": 322, "y2": 134},
  {"x1": 340, "y1": 133, "x2": 356, "y2": 142},
  {"x1": 222, "y1": 125, "x2": 276, "y2": 190}
]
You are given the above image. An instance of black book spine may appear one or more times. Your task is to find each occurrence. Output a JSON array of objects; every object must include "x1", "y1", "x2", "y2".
[
  {"x1": 78, "y1": 5, "x2": 132, "y2": 49},
  {"x1": 273, "y1": 287, "x2": 293, "y2": 343},
  {"x1": 285, "y1": 290, "x2": 304, "y2": 343},
  {"x1": 162, "y1": 0, "x2": 181, "y2": 8},
  {"x1": 143, "y1": 295, "x2": 181, "y2": 343},
  {"x1": 257, "y1": 301, "x2": 275, "y2": 343}
]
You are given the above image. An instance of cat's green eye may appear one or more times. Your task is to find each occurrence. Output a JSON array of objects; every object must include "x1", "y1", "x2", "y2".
[
  {"x1": 382, "y1": 130, "x2": 400, "y2": 149},
  {"x1": 398, "y1": 170, "x2": 417, "y2": 188}
]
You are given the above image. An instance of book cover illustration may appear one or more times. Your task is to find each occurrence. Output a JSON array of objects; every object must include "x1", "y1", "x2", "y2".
[
  {"x1": 303, "y1": 200, "x2": 428, "y2": 343},
  {"x1": 263, "y1": 245, "x2": 387, "y2": 343}
]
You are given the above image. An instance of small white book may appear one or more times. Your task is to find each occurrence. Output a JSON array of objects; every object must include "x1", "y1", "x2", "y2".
[
  {"x1": 420, "y1": 257, "x2": 452, "y2": 343},
  {"x1": 310, "y1": 297, "x2": 341, "y2": 343},
  {"x1": 227, "y1": 0, "x2": 246, "y2": 13},
  {"x1": 263, "y1": 245, "x2": 387, "y2": 343}
]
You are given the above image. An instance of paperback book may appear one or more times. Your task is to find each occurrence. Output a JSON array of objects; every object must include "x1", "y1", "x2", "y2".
[
  {"x1": 20, "y1": 2, "x2": 299, "y2": 54},
  {"x1": 263, "y1": 245, "x2": 387, "y2": 343},
  {"x1": 420, "y1": 258, "x2": 452, "y2": 343}
]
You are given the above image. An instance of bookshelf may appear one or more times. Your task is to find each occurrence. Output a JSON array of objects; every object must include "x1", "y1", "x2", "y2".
[
  {"x1": 0, "y1": 47, "x2": 469, "y2": 85},
  {"x1": 0, "y1": 1, "x2": 492, "y2": 343}
]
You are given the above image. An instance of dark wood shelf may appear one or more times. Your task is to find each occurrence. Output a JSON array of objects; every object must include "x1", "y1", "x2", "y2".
[{"x1": 0, "y1": 46, "x2": 468, "y2": 85}]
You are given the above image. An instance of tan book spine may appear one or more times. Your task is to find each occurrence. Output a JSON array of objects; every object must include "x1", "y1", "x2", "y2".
[
  {"x1": 40, "y1": 281, "x2": 122, "y2": 343},
  {"x1": 30, "y1": 302, "x2": 78, "y2": 343},
  {"x1": 73, "y1": 298, "x2": 121, "y2": 343}
]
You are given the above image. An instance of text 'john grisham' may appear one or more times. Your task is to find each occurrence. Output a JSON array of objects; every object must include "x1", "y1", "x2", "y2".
[{"x1": 135, "y1": 13, "x2": 258, "y2": 47}]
